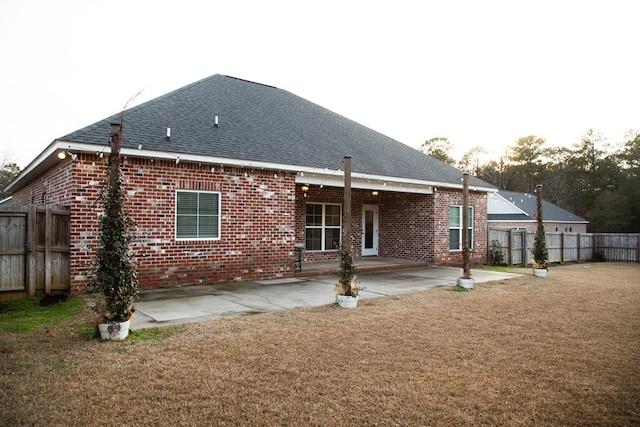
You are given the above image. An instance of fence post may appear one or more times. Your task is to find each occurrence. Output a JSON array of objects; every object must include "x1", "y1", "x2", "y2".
[
  {"x1": 45, "y1": 206, "x2": 52, "y2": 295},
  {"x1": 508, "y1": 228, "x2": 513, "y2": 265},
  {"x1": 561, "y1": 232, "x2": 565, "y2": 263},
  {"x1": 28, "y1": 206, "x2": 37, "y2": 297},
  {"x1": 577, "y1": 233, "x2": 581, "y2": 262},
  {"x1": 522, "y1": 230, "x2": 527, "y2": 266}
]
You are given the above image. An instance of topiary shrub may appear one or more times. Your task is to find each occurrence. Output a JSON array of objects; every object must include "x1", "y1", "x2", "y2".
[{"x1": 88, "y1": 122, "x2": 139, "y2": 323}]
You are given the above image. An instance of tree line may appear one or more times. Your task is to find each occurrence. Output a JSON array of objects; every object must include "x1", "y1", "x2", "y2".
[
  {"x1": 3, "y1": 131, "x2": 639, "y2": 233},
  {"x1": 422, "y1": 131, "x2": 640, "y2": 233}
]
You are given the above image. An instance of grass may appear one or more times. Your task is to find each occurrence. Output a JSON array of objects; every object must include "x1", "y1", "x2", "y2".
[
  {"x1": 1, "y1": 263, "x2": 638, "y2": 426},
  {"x1": 50, "y1": 362, "x2": 71, "y2": 371},
  {"x1": 0, "y1": 296, "x2": 186, "y2": 341},
  {"x1": 0, "y1": 296, "x2": 86, "y2": 333},
  {"x1": 478, "y1": 264, "x2": 529, "y2": 273},
  {"x1": 128, "y1": 325, "x2": 185, "y2": 342}
]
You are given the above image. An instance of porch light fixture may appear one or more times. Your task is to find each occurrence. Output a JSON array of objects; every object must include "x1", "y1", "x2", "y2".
[
  {"x1": 58, "y1": 151, "x2": 77, "y2": 160},
  {"x1": 372, "y1": 191, "x2": 379, "y2": 196},
  {"x1": 301, "y1": 185, "x2": 309, "y2": 192}
]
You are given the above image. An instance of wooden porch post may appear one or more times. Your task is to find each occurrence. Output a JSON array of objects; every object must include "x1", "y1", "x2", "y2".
[
  {"x1": 343, "y1": 156, "x2": 352, "y2": 249},
  {"x1": 461, "y1": 173, "x2": 471, "y2": 279}
]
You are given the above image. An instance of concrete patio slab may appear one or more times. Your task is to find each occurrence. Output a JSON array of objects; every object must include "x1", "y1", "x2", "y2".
[{"x1": 131, "y1": 266, "x2": 522, "y2": 330}]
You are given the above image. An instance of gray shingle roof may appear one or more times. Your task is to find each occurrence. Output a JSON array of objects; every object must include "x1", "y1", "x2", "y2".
[
  {"x1": 492, "y1": 190, "x2": 587, "y2": 223},
  {"x1": 60, "y1": 74, "x2": 492, "y2": 188}
]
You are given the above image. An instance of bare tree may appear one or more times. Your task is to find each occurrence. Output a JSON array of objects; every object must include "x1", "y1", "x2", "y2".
[{"x1": 420, "y1": 137, "x2": 456, "y2": 166}]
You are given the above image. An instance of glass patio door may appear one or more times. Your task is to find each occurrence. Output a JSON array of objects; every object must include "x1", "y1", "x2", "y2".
[{"x1": 361, "y1": 204, "x2": 378, "y2": 256}]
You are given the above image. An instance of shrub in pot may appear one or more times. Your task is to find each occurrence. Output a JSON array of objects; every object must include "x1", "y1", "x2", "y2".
[
  {"x1": 333, "y1": 238, "x2": 362, "y2": 308},
  {"x1": 88, "y1": 122, "x2": 140, "y2": 340},
  {"x1": 532, "y1": 185, "x2": 549, "y2": 277}
]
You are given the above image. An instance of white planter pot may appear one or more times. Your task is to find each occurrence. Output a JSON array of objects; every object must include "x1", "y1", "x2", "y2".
[
  {"x1": 336, "y1": 295, "x2": 358, "y2": 309},
  {"x1": 533, "y1": 268, "x2": 548, "y2": 278},
  {"x1": 456, "y1": 278, "x2": 475, "y2": 289},
  {"x1": 98, "y1": 320, "x2": 131, "y2": 341}
]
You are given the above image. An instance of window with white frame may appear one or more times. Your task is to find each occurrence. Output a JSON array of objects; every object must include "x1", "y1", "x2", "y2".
[
  {"x1": 305, "y1": 203, "x2": 341, "y2": 251},
  {"x1": 449, "y1": 205, "x2": 473, "y2": 251},
  {"x1": 176, "y1": 190, "x2": 221, "y2": 240}
]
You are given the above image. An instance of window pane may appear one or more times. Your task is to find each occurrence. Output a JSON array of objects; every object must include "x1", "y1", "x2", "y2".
[
  {"x1": 199, "y1": 193, "x2": 218, "y2": 215},
  {"x1": 177, "y1": 192, "x2": 198, "y2": 215},
  {"x1": 325, "y1": 205, "x2": 341, "y2": 226},
  {"x1": 199, "y1": 215, "x2": 219, "y2": 238},
  {"x1": 306, "y1": 228, "x2": 321, "y2": 251},
  {"x1": 449, "y1": 206, "x2": 460, "y2": 227},
  {"x1": 449, "y1": 229, "x2": 460, "y2": 250},
  {"x1": 177, "y1": 215, "x2": 197, "y2": 238},
  {"x1": 467, "y1": 206, "x2": 473, "y2": 228},
  {"x1": 306, "y1": 204, "x2": 322, "y2": 226},
  {"x1": 364, "y1": 210, "x2": 374, "y2": 248},
  {"x1": 325, "y1": 228, "x2": 341, "y2": 250}
]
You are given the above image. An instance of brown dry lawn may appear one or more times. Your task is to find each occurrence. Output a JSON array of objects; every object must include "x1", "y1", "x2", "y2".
[{"x1": 1, "y1": 263, "x2": 639, "y2": 426}]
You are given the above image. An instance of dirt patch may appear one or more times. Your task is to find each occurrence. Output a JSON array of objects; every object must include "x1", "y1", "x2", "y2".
[{"x1": 1, "y1": 263, "x2": 639, "y2": 426}]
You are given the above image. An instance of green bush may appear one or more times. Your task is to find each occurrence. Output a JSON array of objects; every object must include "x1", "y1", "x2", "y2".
[{"x1": 488, "y1": 240, "x2": 506, "y2": 266}]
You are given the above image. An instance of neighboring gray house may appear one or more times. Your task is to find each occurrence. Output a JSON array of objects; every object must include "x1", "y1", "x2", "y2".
[{"x1": 488, "y1": 190, "x2": 588, "y2": 233}]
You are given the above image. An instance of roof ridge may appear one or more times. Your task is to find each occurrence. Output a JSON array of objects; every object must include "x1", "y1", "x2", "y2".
[{"x1": 223, "y1": 75, "x2": 277, "y2": 89}]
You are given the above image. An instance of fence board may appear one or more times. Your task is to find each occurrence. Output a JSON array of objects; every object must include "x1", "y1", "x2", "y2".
[
  {"x1": 0, "y1": 205, "x2": 70, "y2": 300},
  {"x1": 490, "y1": 229, "x2": 639, "y2": 265},
  {"x1": 594, "y1": 233, "x2": 639, "y2": 263},
  {"x1": 0, "y1": 213, "x2": 26, "y2": 291}
]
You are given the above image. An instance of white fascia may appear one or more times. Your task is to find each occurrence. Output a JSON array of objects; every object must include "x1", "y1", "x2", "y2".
[{"x1": 9, "y1": 140, "x2": 494, "y2": 195}]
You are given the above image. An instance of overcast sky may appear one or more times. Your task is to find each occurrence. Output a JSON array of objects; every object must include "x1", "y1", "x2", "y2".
[{"x1": 1, "y1": 0, "x2": 638, "y2": 168}]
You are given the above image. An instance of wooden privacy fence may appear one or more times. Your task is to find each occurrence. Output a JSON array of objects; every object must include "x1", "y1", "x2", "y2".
[
  {"x1": 593, "y1": 233, "x2": 640, "y2": 263},
  {"x1": 489, "y1": 228, "x2": 639, "y2": 265},
  {"x1": 0, "y1": 205, "x2": 70, "y2": 301}
]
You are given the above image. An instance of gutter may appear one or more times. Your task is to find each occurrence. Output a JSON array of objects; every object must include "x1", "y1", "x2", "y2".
[{"x1": 6, "y1": 139, "x2": 497, "y2": 195}]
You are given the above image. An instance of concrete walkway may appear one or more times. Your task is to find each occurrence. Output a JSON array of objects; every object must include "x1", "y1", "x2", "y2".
[{"x1": 131, "y1": 266, "x2": 521, "y2": 330}]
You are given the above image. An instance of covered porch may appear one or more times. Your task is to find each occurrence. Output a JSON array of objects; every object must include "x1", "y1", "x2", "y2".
[{"x1": 295, "y1": 256, "x2": 432, "y2": 277}]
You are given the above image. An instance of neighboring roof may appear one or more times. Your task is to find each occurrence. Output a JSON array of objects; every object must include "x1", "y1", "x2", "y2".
[
  {"x1": 0, "y1": 196, "x2": 12, "y2": 207},
  {"x1": 9, "y1": 74, "x2": 495, "y2": 193},
  {"x1": 488, "y1": 191, "x2": 588, "y2": 223}
]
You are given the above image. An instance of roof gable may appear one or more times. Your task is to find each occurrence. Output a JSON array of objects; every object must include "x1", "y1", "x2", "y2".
[{"x1": 59, "y1": 74, "x2": 493, "y2": 189}]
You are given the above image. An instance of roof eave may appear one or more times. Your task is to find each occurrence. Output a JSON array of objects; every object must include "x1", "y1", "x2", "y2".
[{"x1": 7, "y1": 141, "x2": 497, "y2": 195}]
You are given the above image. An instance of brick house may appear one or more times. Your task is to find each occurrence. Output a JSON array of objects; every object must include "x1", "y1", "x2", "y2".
[{"x1": 6, "y1": 74, "x2": 495, "y2": 292}]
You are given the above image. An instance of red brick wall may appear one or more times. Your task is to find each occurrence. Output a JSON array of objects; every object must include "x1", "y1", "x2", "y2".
[
  {"x1": 11, "y1": 161, "x2": 76, "y2": 206},
  {"x1": 294, "y1": 186, "x2": 488, "y2": 266},
  {"x1": 13, "y1": 154, "x2": 297, "y2": 291},
  {"x1": 295, "y1": 186, "x2": 382, "y2": 262},
  {"x1": 12, "y1": 155, "x2": 490, "y2": 292},
  {"x1": 378, "y1": 191, "x2": 435, "y2": 261},
  {"x1": 431, "y1": 188, "x2": 488, "y2": 266}
]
